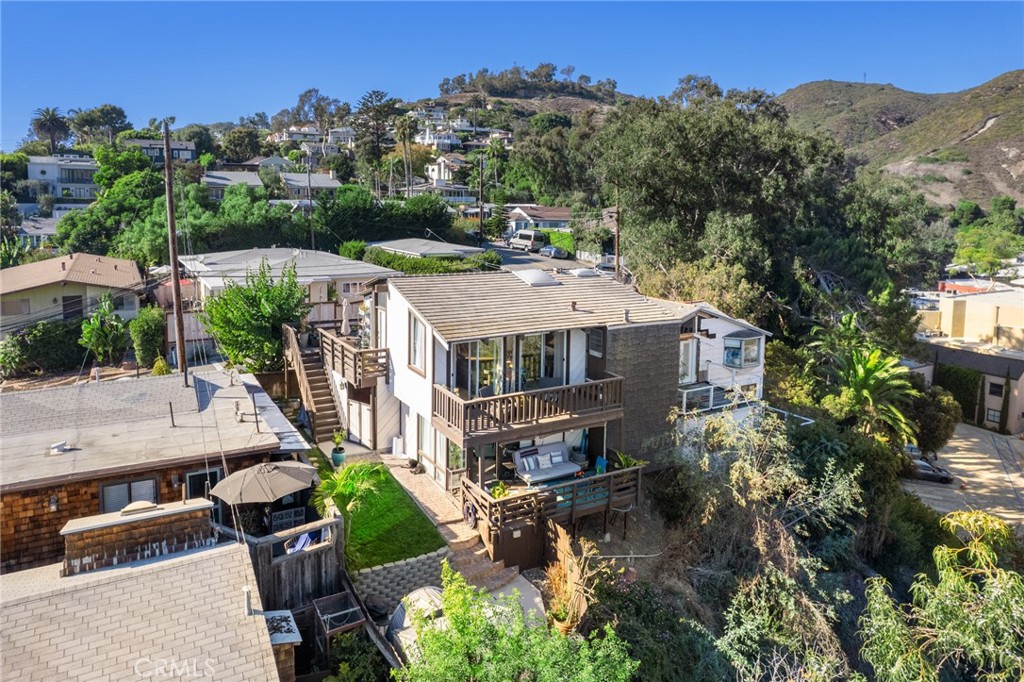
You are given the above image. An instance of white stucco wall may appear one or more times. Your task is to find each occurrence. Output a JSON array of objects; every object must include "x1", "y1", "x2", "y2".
[{"x1": 697, "y1": 317, "x2": 765, "y2": 398}]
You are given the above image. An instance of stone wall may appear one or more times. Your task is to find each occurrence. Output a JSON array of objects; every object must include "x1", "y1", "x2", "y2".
[
  {"x1": 0, "y1": 452, "x2": 268, "y2": 574},
  {"x1": 351, "y1": 547, "x2": 451, "y2": 611},
  {"x1": 605, "y1": 322, "x2": 680, "y2": 455},
  {"x1": 63, "y1": 507, "x2": 212, "y2": 576}
]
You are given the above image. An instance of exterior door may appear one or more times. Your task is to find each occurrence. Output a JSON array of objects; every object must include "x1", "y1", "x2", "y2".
[{"x1": 680, "y1": 338, "x2": 697, "y2": 385}]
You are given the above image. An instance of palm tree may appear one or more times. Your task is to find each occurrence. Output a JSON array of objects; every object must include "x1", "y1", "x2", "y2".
[
  {"x1": 31, "y1": 107, "x2": 71, "y2": 153},
  {"x1": 485, "y1": 139, "x2": 507, "y2": 187},
  {"x1": 312, "y1": 462, "x2": 387, "y2": 548},
  {"x1": 467, "y1": 94, "x2": 486, "y2": 132},
  {"x1": 828, "y1": 347, "x2": 919, "y2": 444},
  {"x1": 394, "y1": 117, "x2": 418, "y2": 197}
]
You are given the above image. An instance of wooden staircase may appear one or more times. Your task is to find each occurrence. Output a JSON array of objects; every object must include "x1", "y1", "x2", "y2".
[
  {"x1": 299, "y1": 348, "x2": 344, "y2": 444},
  {"x1": 449, "y1": 541, "x2": 520, "y2": 592}
]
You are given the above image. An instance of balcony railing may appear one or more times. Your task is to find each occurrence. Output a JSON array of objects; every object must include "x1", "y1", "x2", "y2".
[
  {"x1": 433, "y1": 373, "x2": 624, "y2": 446},
  {"x1": 679, "y1": 382, "x2": 748, "y2": 413},
  {"x1": 318, "y1": 328, "x2": 388, "y2": 389}
]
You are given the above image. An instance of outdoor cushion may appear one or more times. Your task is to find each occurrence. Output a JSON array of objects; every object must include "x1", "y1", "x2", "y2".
[
  {"x1": 536, "y1": 453, "x2": 552, "y2": 469},
  {"x1": 521, "y1": 455, "x2": 538, "y2": 472},
  {"x1": 513, "y1": 442, "x2": 580, "y2": 484},
  {"x1": 519, "y1": 447, "x2": 539, "y2": 458},
  {"x1": 519, "y1": 462, "x2": 581, "y2": 484},
  {"x1": 550, "y1": 452, "x2": 565, "y2": 465}
]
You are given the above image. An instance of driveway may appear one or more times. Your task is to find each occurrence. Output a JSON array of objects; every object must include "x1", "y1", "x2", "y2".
[
  {"x1": 902, "y1": 423, "x2": 1024, "y2": 531},
  {"x1": 487, "y1": 241, "x2": 587, "y2": 271}
]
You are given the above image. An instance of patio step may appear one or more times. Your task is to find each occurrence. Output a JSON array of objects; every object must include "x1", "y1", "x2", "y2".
[
  {"x1": 476, "y1": 566, "x2": 521, "y2": 592},
  {"x1": 449, "y1": 542, "x2": 519, "y2": 591}
]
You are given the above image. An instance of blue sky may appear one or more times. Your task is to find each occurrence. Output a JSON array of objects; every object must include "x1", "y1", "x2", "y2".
[{"x1": 2, "y1": 1, "x2": 1021, "y2": 150}]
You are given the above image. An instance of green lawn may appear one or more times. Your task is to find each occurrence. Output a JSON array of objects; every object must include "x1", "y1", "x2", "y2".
[{"x1": 345, "y1": 469, "x2": 445, "y2": 571}]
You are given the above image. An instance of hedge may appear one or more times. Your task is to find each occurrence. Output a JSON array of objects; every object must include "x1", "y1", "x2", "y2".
[
  {"x1": 934, "y1": 364, "x2": 983, "y2": 425},
  {"x1": 540, "y1": 229, "x2": 575, "y2": 254},
  {"x1": 0, "y1": 319, "x2": 85, "y2": 377},
  {"x1": 363, "y1": 247, "x2": 501, "y2": 274}
]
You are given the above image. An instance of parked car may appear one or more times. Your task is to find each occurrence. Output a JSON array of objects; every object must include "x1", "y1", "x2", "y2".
[
  {"x1": 385, "y1": 586, "x2": 445, "y2": 663},
  {"x1": 905, "y1": 458, "x2": 955, "y2": 484},
  {"x1": 539, "y1": 245, "x2": 569, "y2": 259},
  {"x1": 508, "y1": 229, "x2": 549, "y2": 252}
]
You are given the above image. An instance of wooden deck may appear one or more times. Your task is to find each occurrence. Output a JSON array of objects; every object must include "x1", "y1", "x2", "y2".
[
  {"x1": 432, "y1": 374, "x2": 624, "y2": 448},
  {"x1": 317, "y1": 328, "x2": 388, "y2": 389}
]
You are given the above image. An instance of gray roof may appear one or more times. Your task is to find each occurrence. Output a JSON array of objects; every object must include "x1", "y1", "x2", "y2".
[
  {"x1": 200, "y1": 171, "x2": 264, "y2": 188},
  {"x1": 0, "y1": 371, "x2": 303, "y2": 492},
  {"x1": 17, "y1": 215, "x2": 58, "y2": 237},
  {"x1": 371, "y1": 238, "x2": 485, "y2": 259},
  {"x1": 928, "y1": 342, "x2": 1024, "y2": 379},
  {"x1": 0, "y1": 544, "x2": 279, "y2": 682},
  {"x1": 390, "y1": 269, "x2": 683, "y2": 343},
  {"x1": 124, "y1": 138, "x2": 196, "y2": 150},
  {"x1": 181, "y1": 247, "x2": 396, "y2": 285},
  {"x1": 648, "y1": 298, "x2": 772, "y2": 337},
  {"x1": 280, "y1": 172, "x2": 342, "y2": 190}
]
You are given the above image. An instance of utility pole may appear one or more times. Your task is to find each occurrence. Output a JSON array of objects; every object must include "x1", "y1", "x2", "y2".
[
  {"x1": 478, "y1": 154, "x2": 485, "y2": 237},
  {"x1": 163, "y1": 121, "x2": 188, "y2": 385},
  {"x1": 614, "y1": 185, "x2": 621, "y2": 280},
  {"x1": 307, "y1": 155, "x2": 315, "y2": 251}
]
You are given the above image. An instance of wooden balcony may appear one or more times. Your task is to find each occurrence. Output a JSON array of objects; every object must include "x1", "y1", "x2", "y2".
[
  {"x1": 318, "y1": 328, "x2": 388, "y2": 389},
  {"x1": 432, "y1": 373, "x2": 624, "y2": 447}
]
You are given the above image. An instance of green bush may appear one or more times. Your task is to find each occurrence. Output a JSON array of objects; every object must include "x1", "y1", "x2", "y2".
[
  {"x1": 540, "y1": 229, "x2": 575, "y2": 254},
  {"x1": 338, "y1": 240, "x2": 366, "y2": 261},
  {"x1": 934, "y1": 364, "x2": 982, "y2": 425},
  {"x1": 363, "y1": 246, "x2": 501, "y2": 275},
  {"x1": 0, "y1": 319, "x2": 85, "y2": 376},
  {"x1": 325, "y1": 630, "x2": 390, "y2": 682},
  {"x1": 873, "y1": 492, "x2": 955, "y2": 581},
  {"x1": 129, "y1": 306, "x2": 165, "y2": 368},
  {"x1": 151, "y1": 356, "x2": 171, "y2": 376}
]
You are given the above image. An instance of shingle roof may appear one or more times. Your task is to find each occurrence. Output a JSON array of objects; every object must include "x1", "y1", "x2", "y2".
[
  {"x1": 200, "y1": 171, "x2": 264, "y2": 188},
  {"x1": 0, "y1": 253, "x2": 143, "y2": 296},
  {"x1": 390, "y1": 269, "x2": 682, "y2": 343},
  {"x1": 0, "y1": 544, "x2": 280, "y2": 682},
  {"x1": 372, "y1": 238, "x2": 484, "y2": 259},
  {"x1": 511, "y1": 206, "x2": 572, "y2": 222}
]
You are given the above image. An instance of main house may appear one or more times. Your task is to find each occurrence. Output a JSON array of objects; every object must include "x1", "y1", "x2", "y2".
[
  {"x1": 0, "y1": 253, "x2": 144, "y2": 337},
  {"x1": 26, "y1": 153, "x2": 99, "y2": 202},
  {"x1": 508, "y1": 206, "x2": 572, "y2": 232}
]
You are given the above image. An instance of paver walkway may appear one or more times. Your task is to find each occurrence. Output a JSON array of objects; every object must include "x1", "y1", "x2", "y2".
[
  {"x1": 386, "y1": 458, "x2": 480, "y2": 550},
  {"x1": 903, "y1": 423, "x2": 1024, "y2": 532}
]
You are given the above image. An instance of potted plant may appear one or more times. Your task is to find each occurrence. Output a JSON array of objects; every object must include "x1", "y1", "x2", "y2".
[
  {"x1": 611, "y1": 451, "x2": 648, "y2": 471},
  {"x1": 545, "y1": 562, "x2": 574, "y2": 635},
  {"x1": 331, "y1": 428, "x2": 347, "y2": 468},
  {"x1": 490, "y1": 480, "x2": 510, "y2": 499},
  {"x1": 298, "y1": 321, "x2": 311, "y2": 348}
]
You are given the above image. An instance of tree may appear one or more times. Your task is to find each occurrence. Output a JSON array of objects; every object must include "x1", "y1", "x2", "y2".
[
  {"x1": 905, "y1": 376, "x2": 961, "y2": 453},
  {"x1": 393, "y1": 117, "x2": 418, "y2": 197},
  {"x1": 93, "y1": 145, "x2": 154, "y2": 191},
  {"x1": 79, "y1": 293, "x2": 129, "y2": 366},
  {"x1": 30, "y1": 107, "x2": 71, "y2": 153},
  {"x1": 220, "y1": 127, "x2": 262, "y2": 163},
  {"x1": 822, "y1": 347, "x2": 919, "y2": 445},
  {"x1": 860, "y1": 511, "x2": 1024, "y2": 682},
  {"x1": 395, "y1": 562, "x2": 638, "y2": 682},
  {"x1": 353, "y1": 90, "x2": 398, "y2": 164},
  {"x1": 174, "y1": 124, "x2": 216, "y2": 157},
  {"x1": 200, "y1": 261, "x2": 310, "y2": 371},
  {"x1": 312, "y1": 462, "x2": 387, "y2": 551},
  {"x1": 1, "y1": 189, "x2": 22, "y2": 238},
  {"x1": 560, "y1": 65, "x2": 576, "y2": 81},
  {"x1": 0, "y1": 238, "x2": 27, "y2": 269},
  {"x1": 0, "y1": 152, "x2": 30, "y2": 192},
  {"x1": 306, "y1": 89, "x2": 350, "y2": 157},
  {"x1": 129, "y1": 306, "x2": 166, "y2": 368},
  {"x1": 68, "y1": 104, "x2": 131, "y2": 146}
]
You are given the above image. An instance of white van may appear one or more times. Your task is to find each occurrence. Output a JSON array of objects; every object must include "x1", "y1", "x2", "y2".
[{"x1": 508, "y1": 229, "x2": 549, "y2": 252}]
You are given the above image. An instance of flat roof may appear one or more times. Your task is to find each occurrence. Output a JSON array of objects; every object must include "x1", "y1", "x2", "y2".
[
  {"x1": 200, "y1": 170, "x2": 264, "y2": 188},
  {"x1": 390, "y1": 269, "x2": 682, "y2": 343},
  {"x1": 0, "y1": 544, "x2": 279, "y2": 682},
  {"x1": 371, "y1": 238, "x2": 485, "y2": 259},
  {"x1": 927, "y1": 338, "x2": 1024, "y2": 378},
  {"x1": 180, "y1": 247, "x2": 396, "y2": 285},
  {"x1": 61, "y1": 498, "x2": 215, "y2": 535},
  {"x1": 0, "y1": 371, "x2": 298, "y2": 492}
]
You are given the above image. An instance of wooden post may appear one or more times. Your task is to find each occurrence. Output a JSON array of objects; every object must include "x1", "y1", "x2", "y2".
[
  {"x1": 614, "y1": 184, "x2": 620, "y2": 279},
  {"x1": 163, "y1": 121, "x2": 188, "y2": 385}
]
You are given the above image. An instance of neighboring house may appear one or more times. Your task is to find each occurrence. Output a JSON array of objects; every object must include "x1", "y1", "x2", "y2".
[
  {"x1": 408, "y1": 178, "x2": 475, "y2": 204},
  {"x1": 408, "y1": 102, "x2": 447, "y2": 123},
  {"x1": 271, "y1": 125, "x2": 322, "y2": 143},
  {"x1": 371, "y1": 238, "x2": 485, "y2": 259},
  {"x1": 26, "y1": 154, "x2": 99, "y2": 201},
  {"x1": 918, "y1": 289, "x2": 1024, "y2": 351},
  {"x1": 414, "y1": 127, "x2": 461, "y2": 151},
  {"x1": 926, "y1": 339, "x2": 1024, "y2": 433},
  {"x1": 508, "y1": 206, "x2": 572, "y2": 232},
  {"x1": 424, "y1": 155, "x2": 465, "y2": 183},
  {"x1": 15, "y1": 215, "x2": 58, "y2": 249},
  {"x1": 199, "y1": 170, "x2": 264, "y2": 200},
  {"x1": 0, "y1": 371, "x2": 307, "y2": 572},
  {"x1": 300, "y1": 140, "x2": 340, "y2": 158},
  {"x1": 280, "y1": 172, "x2": 342, "y2": 199},
  {"x1": 124, "y1": 138, "x2": 197, "y2": 164},
  {"x1": 0, "y1": 253, "x2": 144, "y2": 336},
  {"x1": 327, "y1": 127, "x2": 357, "y2": 148},
  {"x1": 0, "y1": 541, "x2": 284, "y2": 682},
  {"x1": 179, "y1": 247, "x2": 396, "y2": 326},
  {"x1": 366, "y1": 269, "x2": 684, "y2": 491},
  {"x1": 221, "y1": 155, "x2": 291, "y2": 173}
]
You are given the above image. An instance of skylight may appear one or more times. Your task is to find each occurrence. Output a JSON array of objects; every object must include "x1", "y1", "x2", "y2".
[{"x1": 512, "y1": 269, "x2": 561, "y2": 287}]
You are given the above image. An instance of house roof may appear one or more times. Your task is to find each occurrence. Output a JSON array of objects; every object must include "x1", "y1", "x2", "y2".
[
  {"x1": 0, "y1": 544, "x2": 279, "y2": 682},
  {"x1": 371, "y1": 238, "x2": 484, "y2": 259},
  {"x1": 280, "y1": 172, "x2": 342, "y2": 190},
  {"x1": 647, "y1": 298, "x2": 772, "y2": 337},
  {"x1": 510, "y1": 206, "x2": 572, "y2": 222},
  {"x1": 0, "y1": 371, "x2": 303, "y2": 493},
  {"x1": 928, "y1": 340, "x2": 1024, "y2": 379},
  {"x1": 124, "y1": 138, "x2": 196, "y2": 150},
  {"x1": 0, "y1": 253, "x2": 143, "y2": 296},
  {"x1": 180, "y1": 247, "x2": 395, "y2": 286},
  {"x1": 200, "y1": 171, "x2": 264, "y2": 188},
  {"x1": 16, "y1": 215, "x2": 59, "y2": 238},
  {"x1": 27, "y1": 155, "x2": 97, "y2": 169},
  {"x1": 390, "y1": 269, "x2": 682, "y2": 343}
]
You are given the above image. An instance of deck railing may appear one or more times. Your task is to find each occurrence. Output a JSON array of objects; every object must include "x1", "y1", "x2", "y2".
[
  {"x1": 318, "y1": 328, "x2": 388, "y2": 389},
  {"x1": 433, "y1": 373, "x2": 624, "y2": 441}
]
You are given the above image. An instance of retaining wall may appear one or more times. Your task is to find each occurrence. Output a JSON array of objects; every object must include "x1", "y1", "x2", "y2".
[{"x1": 351, "y1": 547, "x2": 451, "y2": 611}]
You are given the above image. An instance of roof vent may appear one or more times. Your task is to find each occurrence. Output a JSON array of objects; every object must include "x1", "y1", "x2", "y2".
[
  {"x1": 512, "y1": 269, "x2": 560, "y2": 287},
  {"x1": 121, "y1": 500, "x2": 160, "y2": 515},
  {"x1": 49, "y1": 440, "x2": 67, "y2": 455},
  {"x1": 569, "y1": 268, "x2": 599, "y2": 278},
  {"x1": 61, "y1": 261, "x2": 66, "y2": 271}
]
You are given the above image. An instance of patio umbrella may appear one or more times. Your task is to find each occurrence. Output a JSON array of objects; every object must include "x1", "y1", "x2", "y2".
[{"x1": 210, "y1": 461, "x2": 321, "y2": 505}]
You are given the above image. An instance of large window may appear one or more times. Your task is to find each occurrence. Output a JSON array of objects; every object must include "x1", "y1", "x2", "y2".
[
  {"x1": 417, "y1": 414, "x2": 428, "y2": 456},
  {"x1": 679, "y1": 338, "x2": 696, "y2": 384},
  {"x1": 101, "y1": 478, "x2": 157, "y2": 513},
  {"x1": 588, "y1": 328, "x2": 605, "y2": 358},
  {"x1": 409, "y1": 313, "x2": 426, "y2": 373},
  {"x1": 724, "y1": 338, "x2": 760, "y2": 368},
  {"x1": 986, "y1": 408, "x2": 1002, "y2": 423},
  {"x1": 989, "y1": 382, "x2": 1005, "y2": 397}
]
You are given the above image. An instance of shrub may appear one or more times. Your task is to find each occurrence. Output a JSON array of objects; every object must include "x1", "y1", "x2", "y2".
[
  {"x1": 540, "y1": 229, "x2": 575, "y2": 254},
  {"x1": 326, "y1": 630, "x2": 390, "y2": 682},
  {"x1": 129, "y1": 306, "x2": 165, "y2": 368},
  {"x1": 151, "y1": 357, "x2": 171, "y2": 376},
  {"x1": 873, "y1": 492, "x2": 955, "y2": 581},
  {"x1": 934, "y1": 364, "x2": 982, "y2": 425},
  {"x1": 0, "y1": 319, "x2": 85, "y2": 376},
  {"x1": 338, "y1": 240, "x2": 366, "y2": 261},
  {"x1": 363, "y1": 246, "x2": 501, "y2": 275}
]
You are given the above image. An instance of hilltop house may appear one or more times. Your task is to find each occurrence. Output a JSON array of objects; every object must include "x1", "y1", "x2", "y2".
[
  {"x1": 221, "y1": 155, "x2": 291, "y2": 173},
  {"x1": 26, "y1": 154, "x2": 99, "y2": 202},
  {"x1": 200, "y1": 170, "x2": 264, "y2": 200},
  {"x1": 280, "y1": 172, "x2": 342, "y2": 199},
  {"x1": 271, "y1": 125, "x2": 322, "y2": 143},
  {"x1": 425, "y1": 154, "x2": 466, "y2": 183},
  {"x1": 408, "y1": 178, "x2": 475, "y2": 204},
  {"x1": 327, "y1": 127, "x2": 357, "y2": 148},
  {"x1": 415, "y1": 127, "x2": 461, "y2": 152},
  {"x1": 0, "y1": 253, "x2": 144, "y2": 337},
  {"x1": 0, "y1": 370, "x2": 307, "y2": 573},
  {"x1": 124, "y1": 138, "x2": 197, "y2": 164},
  {"x1": 508, "y1": 206, "x2": 572, "y2": 232}
]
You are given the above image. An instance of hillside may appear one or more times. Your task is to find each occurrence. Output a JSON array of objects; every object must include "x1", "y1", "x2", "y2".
[{"x1": 781, "y1": 71, "x2": 1024, "y2": 206}]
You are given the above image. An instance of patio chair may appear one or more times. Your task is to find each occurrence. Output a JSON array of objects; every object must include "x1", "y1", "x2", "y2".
[{"x1": 285, "y1": 532, "x2": 312, "y2": 554}]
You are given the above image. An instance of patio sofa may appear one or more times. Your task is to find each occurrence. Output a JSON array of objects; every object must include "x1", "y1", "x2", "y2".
[{"x1": 512, "y1": 443, "x2": 580, "y2": 484}]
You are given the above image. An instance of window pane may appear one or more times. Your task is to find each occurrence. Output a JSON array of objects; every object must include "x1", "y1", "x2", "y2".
[
  {"x1": 743, "y1": 339, "x2": 760, "y2": 365},
  {"x1": 102, "y1": 483, "x2": 129, "y2": 513},
  {"x1": 723, "y1": 339, "x2": 742, "y2": 368},
  {"x1": 130, "y1": 479, "x2": 156, "y2": 503}
]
